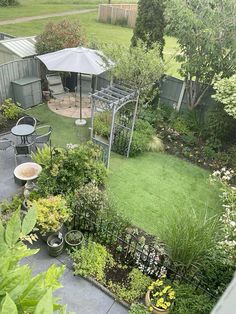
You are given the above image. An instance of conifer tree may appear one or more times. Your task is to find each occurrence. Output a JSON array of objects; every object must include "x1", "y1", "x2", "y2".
[{"x1": 131, "y1": 0, "x2": 166, "y2": 58}]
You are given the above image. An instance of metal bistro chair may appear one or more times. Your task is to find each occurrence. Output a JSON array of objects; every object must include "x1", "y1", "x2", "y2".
[
  {"x1": 33, "y1": 125, "x2": 52, "y2": 150},
  {"x1": 14, "y1": 142, "x2": 34, "y2": 165},
  {"x1": 16, "y1": 116, "x2": 37, "y2": 129}
]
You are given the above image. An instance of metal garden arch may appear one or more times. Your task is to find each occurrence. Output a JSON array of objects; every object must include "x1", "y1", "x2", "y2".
[{"x1": 90, "y1": 83, "x2": 139, "y2": 168}]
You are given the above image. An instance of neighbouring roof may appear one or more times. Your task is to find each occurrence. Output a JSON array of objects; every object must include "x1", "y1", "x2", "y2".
[{"x1": 0, "y1": 36, "x2": 37, "y2": 58}]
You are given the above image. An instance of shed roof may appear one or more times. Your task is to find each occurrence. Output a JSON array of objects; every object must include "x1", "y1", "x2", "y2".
[{"x1": 0, "y1": 37, "x2": 36, "y2": 58}]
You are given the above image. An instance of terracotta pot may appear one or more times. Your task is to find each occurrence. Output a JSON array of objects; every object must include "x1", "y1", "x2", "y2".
[{"x1": 145, "y1": 290, "x2": 169, "y2": 314}]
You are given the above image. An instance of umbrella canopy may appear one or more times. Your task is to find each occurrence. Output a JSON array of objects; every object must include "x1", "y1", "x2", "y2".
[{"x1": 36, "y1": 47, "x2": 110, "y2": 75}]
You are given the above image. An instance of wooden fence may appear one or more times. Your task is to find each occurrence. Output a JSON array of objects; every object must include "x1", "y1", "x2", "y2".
[
  {"x1": 0, "y1": 58, "x2": 40, "y2": 104},
  {"x1": 159, "y1": 75, "x2": 217, "y2": 114},
  {"x1": 98, "y1": 4, "x2": 137, "y2": 28}
]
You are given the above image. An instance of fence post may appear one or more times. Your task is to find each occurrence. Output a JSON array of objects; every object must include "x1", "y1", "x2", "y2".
[{"x1": 176, "y1": 80, "x2": 186, "y2": 112}]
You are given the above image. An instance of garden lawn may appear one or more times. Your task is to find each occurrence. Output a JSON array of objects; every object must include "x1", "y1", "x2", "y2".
[
  {"x1": 27, "y1": 103, "x2": 90, "y2": 147},
  {"x1": 107, "y1": 152, "x2": 221, "y2": 236}
]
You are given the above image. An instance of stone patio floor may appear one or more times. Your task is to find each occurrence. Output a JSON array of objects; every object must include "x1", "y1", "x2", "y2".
[{"x1": 0, "y1": 133, "x2": 128, "y2": 314}]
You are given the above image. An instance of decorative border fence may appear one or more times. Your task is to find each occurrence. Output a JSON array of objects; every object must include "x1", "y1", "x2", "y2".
[
  {"x1": 98, "y1": 4, "x2": 137, "y2": 28},
  {"x1": 0, "y1": 58, "x2": 40, "y2": 104},
  {"x1": 73, "y1": 207, "x2": 217, "y2": 300}
]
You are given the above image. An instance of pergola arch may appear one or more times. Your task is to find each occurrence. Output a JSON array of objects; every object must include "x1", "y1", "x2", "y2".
[{"x1": 90, "y1": 83, "x2": 139, "y2": 167}]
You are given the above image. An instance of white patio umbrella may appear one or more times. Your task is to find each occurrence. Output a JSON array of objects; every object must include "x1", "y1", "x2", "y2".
[{"x1": 37, "y1": 47, "x2": 111, "y2": 125}]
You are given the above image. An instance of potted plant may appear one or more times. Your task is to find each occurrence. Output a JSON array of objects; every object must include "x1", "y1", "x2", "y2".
[
  {"x1": 65, "y1": 230, "x2": 84, "y2": 249},
  {"x1": 145, "y1": 275, "x2": 175, "y2": 314},
  {"x1": 47, "y1": 232, "x2": 64, "y2": 257},
  {"x1": 31, "y1": 195, "x2": 72, "y2": 241}
]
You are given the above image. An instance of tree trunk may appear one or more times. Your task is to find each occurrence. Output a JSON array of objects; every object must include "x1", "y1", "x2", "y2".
[{"x1": 185, "y1": 77, "x2": 210, "y2": 110}]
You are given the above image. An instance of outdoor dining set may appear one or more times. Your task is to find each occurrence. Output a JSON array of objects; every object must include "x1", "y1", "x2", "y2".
[{"x1": 0, "y1": 116, "x2": 52, "y2": 165}]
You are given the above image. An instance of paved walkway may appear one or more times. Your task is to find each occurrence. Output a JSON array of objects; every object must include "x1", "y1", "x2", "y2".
[
  {"x1": 0, "y1": 133, "x2": 128, "y2": 314},
  {"x1": 0, "y1": 8, "x2": 96, "y2": 25}
]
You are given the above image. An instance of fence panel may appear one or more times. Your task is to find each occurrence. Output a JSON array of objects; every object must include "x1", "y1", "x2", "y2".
[
  {"x1": 0, "y1": 58, "x2": 40, "y2": 104},
  {"x1": 98, "y1": 4, "x2": 137, "y2": 28}
]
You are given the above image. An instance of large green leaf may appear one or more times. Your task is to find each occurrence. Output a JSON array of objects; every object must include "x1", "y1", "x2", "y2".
[
  {"x1": 0, "y1": 293, "x2": 18, "y2": 314},
  {"x1": 0, "y1": 222, "x2": 7, "y2": 252},
  {"x1": 45, "y1": 265, "x2": 65, "y2": 290},
  {"x1": 5, "y1": 209, "x2": 21, "y2": 247},
  {"x1": 34, "y1": 288, "x2": 53, "y2": 314},
  {"x1": 21, "y1": 206, "x2": 37, "y2": 236}
]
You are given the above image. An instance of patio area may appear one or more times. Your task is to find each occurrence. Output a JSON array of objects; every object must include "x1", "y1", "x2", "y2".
[{"x1": 0, "y1": 133, "x2": 128, "y2": 314}]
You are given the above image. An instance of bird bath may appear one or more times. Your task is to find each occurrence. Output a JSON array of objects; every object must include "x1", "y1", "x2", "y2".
[{"x1": 14, "y1": 162, "x2": 42, "y2": 203}]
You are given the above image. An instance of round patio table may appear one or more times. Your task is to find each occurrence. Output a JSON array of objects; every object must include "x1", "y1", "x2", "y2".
[{"x1": 11, "y1": 124, "x2": 35, "y2": 144}]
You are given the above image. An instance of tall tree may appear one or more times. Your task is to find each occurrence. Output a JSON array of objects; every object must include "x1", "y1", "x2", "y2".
[
  {"x1": 165, "y1": 0, "x2": 236, "y2": 109},
  {"x1": 131, "y1": 0, "x2": 166, "y2": 58}
]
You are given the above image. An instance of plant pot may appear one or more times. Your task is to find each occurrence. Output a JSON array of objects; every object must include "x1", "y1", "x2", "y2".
[
  {"x1": 65, "y1": 230, "x2": 84, "y2": 250},
  {"x1": 145, "y1": 290, "x2": 169, "y2": 314},
  {"x1": 47, "y1": 233, "x2": 64, "y2": 257}
]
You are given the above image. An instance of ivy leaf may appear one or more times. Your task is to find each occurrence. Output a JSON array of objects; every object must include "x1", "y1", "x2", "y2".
[
  {"x1": 0, "y1": 293, "x2": 18, "y2": 314},
  {"x1": 5, "y1": 209, "x2": 21, "y2": 247},
  {"x1": 34, "y1": 288, "x2": 53, "y2": 314},
  {"x1": 22, "y1": 205, "x2": 37, "y2": 236}
]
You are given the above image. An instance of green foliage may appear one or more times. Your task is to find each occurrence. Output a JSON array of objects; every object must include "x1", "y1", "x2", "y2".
[
  {"x1": 0, "y1": 98, "x2": 23, "y2": 120},
  {"x1": 36, "y1": 19, "x2": 86, "y2": 54},
  {"x1": 131, "y1": 0, "x2": 166, "y2": 58},
  {"x1": 108, "y1": 268, "x2": 152, "y2": 304},
  {"x1": 31, "y1": 145, "x2": 52, "y2": 166},
  {"x1": 73, "y1": 183, "x2": 108, "y2": 214},
  {"x1": 93, "y1": 111, "x2": 111, "y2": 138},
  {"x1": 101, "y1": 41, "x2": 164, "y2": 90},
  {"x1": 0, "y1": 207, "x2": 66, "y2": 313},
  {"x1": 0, "y1": 195, "x2": 23, "y2": 225},
  {"x1": 129, "y1": 119, "x2": 155, "y2": 156},
  {"x1": 171, "y1": 116, "x2": 191, "y2": 135},
  {"x1": 171, "y1": 282, "x2": 215, "y2": 314},
  {"x1": 165, "y1": 0, "x2": 236, "y2": 109},
  {"x1": 0, "y1": 0, "x2": 18, "y2": 6},
  {"x1": 147, "y1": 136, "x2": 165, "y2": 152},
  {"x1": 36, "y1": 142, "x2": 107, "y2": 196},
  {"x1": 213, "y1": 74, "x2": 236, "y2": 119},
  {"x1": 71, "y1": 239, "x2": 114, "y2": 283},
  {"x1": 157, "y1": 208, "x2": 218, "y2": 270},
  {"x1": 31, "y1": 195, "x2": 72, "y2": 235},
  {"x1": 203, "y1": 104, "x2": 236, "y2": 146},
  {"x1": 129, "y1": 303, "x2": 149, "y2": 314},
  {"x1": 0, "y1": 113, "x2": 7, "y2": 128}
]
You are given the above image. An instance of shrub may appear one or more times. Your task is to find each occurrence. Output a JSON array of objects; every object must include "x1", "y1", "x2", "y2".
[
  {"x1": 171, "y1": 282, "x2": 215, "y2": 314},
  {"x1": 0, "y1": 195, "x2": 23, "y2": 225},
  {"x1": 36, "y1": 19, "x2": 86, "y2": 54},
  {"x1": 107, "y1": 268, "x2": 152, "y2": 304},
  {"x1": 171, "y1": 116, "x2": 191, "y2": 135},
  {"x1": 0, "y1": 113, "x2": 7, "y2": 127},
  {"x1": 203, "y1": 104, "x2": 236, "y2": 146},
  {"x1": 31, "y1": 195, "x2": 72, "y2": 235},
  {"x1": 36, "y1": 142, "x2": 107, "y2": 195},
  {"x1": 0, "y1": 0, "x2": 18, "y2": 6},
  {"x1": 71, "y1": 239, "x2": 115, "y2": 283},
  {"x1": 156, "y1": 208, "x2": 218, "y2": 270},
  {"x1": 31, "y1": 144, "x2": 52, "y2": 166},
  {"x1": 93, "y1": 111, "x2": 111, "y2": 138},
  {"x1": 0, "y1": 98, "x2": 23, "y2": 120}
]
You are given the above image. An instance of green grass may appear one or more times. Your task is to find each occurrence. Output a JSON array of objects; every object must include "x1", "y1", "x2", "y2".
[
  {"x1": 26, "y1": 103, "x2": 90, "y2": 147},
  {"x1": 0, "y1": 12, "x2": 181, "y2": 77},
  {"x1": 107, "y1": 152, "x2": 221, "y2": 236},
  {"x1": 0, "y1": 0, "x2": 137, "y2": 21}
]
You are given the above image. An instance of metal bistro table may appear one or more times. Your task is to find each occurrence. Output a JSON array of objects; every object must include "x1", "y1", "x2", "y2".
[{"x1": 11, "y1": 124, "x2": 35, "y2": 144}]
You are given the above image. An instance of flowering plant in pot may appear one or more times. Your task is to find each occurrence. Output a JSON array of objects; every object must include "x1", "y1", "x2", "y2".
[
  {"x1": 30, "y1": 195, "x2": 72, "y2": 240},
  {"x1": 145, "y1": 275, "x2": 175, "y2": 314}
]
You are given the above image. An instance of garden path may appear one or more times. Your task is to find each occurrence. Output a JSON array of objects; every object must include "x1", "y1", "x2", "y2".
[
  {"x1": 0, "y1": 8, "x2": 96, "y2": 25},
  {"x1": 0, "y1": 133, "x2": 128, "y2": 314}
]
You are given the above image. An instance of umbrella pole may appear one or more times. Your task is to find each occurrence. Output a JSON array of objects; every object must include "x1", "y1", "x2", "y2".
[{"x1": 80, "y1": 73, "x2": 82, "y2": 120}]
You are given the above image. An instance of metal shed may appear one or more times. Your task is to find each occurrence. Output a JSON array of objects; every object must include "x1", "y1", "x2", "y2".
[{"x1": 0, "y1": 36, "x2": 36, "y2": 65}]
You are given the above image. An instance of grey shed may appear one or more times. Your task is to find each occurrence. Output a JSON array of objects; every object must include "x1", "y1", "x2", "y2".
[{"x1": 0, "y1": 36, "x2": 37, "y2": 65}]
